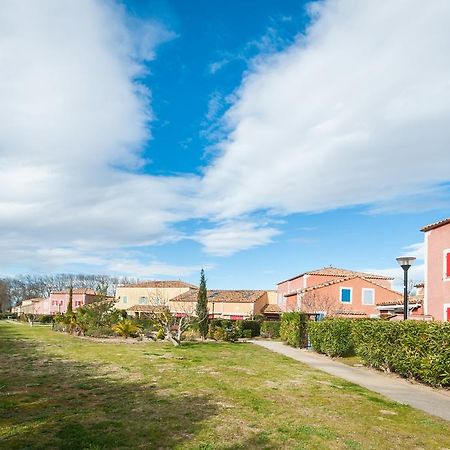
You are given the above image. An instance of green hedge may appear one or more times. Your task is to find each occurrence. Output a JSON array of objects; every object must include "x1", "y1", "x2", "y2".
[
  {"x1": 261, "y1": 321, "x2": 281, "y2": 339},
  {"x1": 352, "y1": 320, "x2": 450, "y2": 387},
  {"x1": 235, "y1": 320, "x2": 260, "y2": 337},
  {"x1": 280, "y1": 312, "x2": 308, "y2": 347},
  {"x1": 309, "y1": 318, "x2": 450, "y2": 387},
  {"x1": 308, "y1": 318, "x2": 354, "y2": 357}
]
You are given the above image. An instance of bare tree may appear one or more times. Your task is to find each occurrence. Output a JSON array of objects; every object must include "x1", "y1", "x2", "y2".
[
  {"x1": 298, "y1": 292, "x2": 339, "y2": 316},
  {"x1": 144, "y1": 290, "x2": 196, "y2": 346}
]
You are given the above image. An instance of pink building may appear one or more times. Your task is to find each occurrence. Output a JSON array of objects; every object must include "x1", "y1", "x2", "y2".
[
  {"x1": 422, "y1": 218, "x2": 450, "y2": 321},
  {"x1": 48, "y1": 288, "x2": 102, "y2": 315},
  {"x1": 277, "y1": 267, "x2": 401, "y2": 317}
]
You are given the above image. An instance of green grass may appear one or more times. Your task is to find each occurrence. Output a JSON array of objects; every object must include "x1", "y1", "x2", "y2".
[{"x1": 0, "y1": 322, "x2": 449, "y2": 449}]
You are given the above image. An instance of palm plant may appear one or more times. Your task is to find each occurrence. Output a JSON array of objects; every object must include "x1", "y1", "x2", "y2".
[{"x1": 112, "y1": 319, "x2": 141, "y2": 338}]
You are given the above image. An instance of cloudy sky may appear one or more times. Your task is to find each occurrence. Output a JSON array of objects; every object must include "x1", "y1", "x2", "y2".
[{"x1": 1, "y1": 0, "x2": 449, "y2": 289}]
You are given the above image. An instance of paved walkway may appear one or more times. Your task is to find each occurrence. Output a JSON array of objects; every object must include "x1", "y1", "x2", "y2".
[{"x1": 251, "y1": 340, "x2": 450, "y2": 421}]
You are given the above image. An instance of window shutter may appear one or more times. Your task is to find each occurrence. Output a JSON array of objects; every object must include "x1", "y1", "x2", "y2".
[{"x1": 446, "y1": 252, "x2": 450, "y2": 278}]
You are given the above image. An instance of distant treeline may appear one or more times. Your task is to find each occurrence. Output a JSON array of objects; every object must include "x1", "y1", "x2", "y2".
[{"x1": 0, "y1": 274, "x2": 141, "y2": 312}]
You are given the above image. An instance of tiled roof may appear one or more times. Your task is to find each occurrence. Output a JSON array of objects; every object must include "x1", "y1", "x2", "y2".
[
  {"x1": 22, "y1": 297, "x2": 46, "y2": 304},
  {"x1": 118, "y1": 280, "x2": 198, "y2": 289},
  {"x1": 335, "y1": 310, "x2": 367, "y2": 316},
  {"x1": 377, "y1": 295, "x2": 423, "y2": 307},
  {"x1": 284, "y1": 275, "x2": 403, "y2": 298},
  {"x1": 278, "y1": 266, "x2": 394, "y2": 284},
  {"x1": 261, "y1": 304, "x2": 282, "y2": 314},
  {"x1": 171, "y1": 290, "x2": 266, "y2": 304},
  {"x1": 415, "y1": 282, "x2": 424, "y2": 288},
  {"x1": 126, "y1": 305, "x2": 168, "y2": 313},
  {"x1": 421, "y1": 217, "x2": 450, "y2": 232},
  {"x1": 51, "y1": 288, "x2": 98, "y2": 295}
]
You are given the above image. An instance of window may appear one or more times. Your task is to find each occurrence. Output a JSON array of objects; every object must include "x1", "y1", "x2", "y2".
[
  {"x1": 445, "y1": 250, "x2": 450, "y2": 279},
  {"x1": 122, "y1": 296, "x2": 128, "y2": 304},
  {"x1": 340, "y1": 287, "x2": 352, "y2": 303},
  {"x1": 362, "y1": 288, "x2": 375, "y2": 305},
  {"x1": 75, "y1": 301, "x2": 81, "y2": 307},
  {"x1": 139, "y1": 296, "x2": 148, "y2": 305}
]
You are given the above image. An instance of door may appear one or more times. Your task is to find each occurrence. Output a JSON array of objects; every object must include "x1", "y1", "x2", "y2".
[{"x1": 447, "y1": 307, "x2": 450, "y2": 322}]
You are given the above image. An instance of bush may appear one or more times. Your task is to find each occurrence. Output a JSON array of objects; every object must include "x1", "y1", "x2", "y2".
[
  {"x1": 112, "y1": 319, "x2": 141, "y2": 338},
  {"x1": 351, "y1": 319, "x2": 450, "y2": 387},
  {"x1": 241, "y1": 329, "x2": 252, "y2": 339},
  {"x1": 308, "y1": 318, "x2": 355, "y2": 357},
  {"x1": 0, "y1": 312, "x2": 17, "y2": 320},
  {"x1": 280, "y1": 312, "x2": 308, "y2": 347},
  {"x1": 235, "y1": 320, "x2": 260, "y2": 337},
  {"x1": 260, "y1": 321, "x2": 281, "y2": 339},
  {"x1": 39, "y1": 315, "x2": 54, "y2": 324},
  {"x1": 85, "y1": 326, "x2": 114, "y2": 338},
  {"x1": 156, "y1": 329, "x2": 165, "y2": 340}
]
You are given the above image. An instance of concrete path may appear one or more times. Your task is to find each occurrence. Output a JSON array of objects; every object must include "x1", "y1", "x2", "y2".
[{"x1": 251, "y1": 340, "x2": 450, "y2": 421}]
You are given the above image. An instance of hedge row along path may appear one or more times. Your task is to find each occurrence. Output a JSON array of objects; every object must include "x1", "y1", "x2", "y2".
[{"x1": 252, "y1": 340, "x2": 450, "y2": 421}]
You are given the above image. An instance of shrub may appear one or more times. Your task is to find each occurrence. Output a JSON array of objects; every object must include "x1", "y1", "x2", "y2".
[
  {"x1": 0, "y1": 312, "x2": 17, "y2": 320},
  {"x1": 280, "y1": 312, "x2": 308, "y2": 347},
  {"x1": 308, "y1": 318, "x2": 355, "y2": 357},
  {"x1": 213, "y1": 327, "x2": 227, "y2": 341},
  {"x1": 39, "y1": 315, "x2": 54, "y2": 324},
  {"x1": 351, "y1": 319, "x2": 450, "y2": 386},
  {"x1": 156, "y1": 329, "x2": 165, "y2": 340},
  {"x1": 260, "y1": 321, "x2": 281, "y2": 339},
  {"x1": 85, "y1": 326, "x2": 114, "y2": 338},
  {"x1": 112, "y1": 319, "x2": 142, "y2": 338},
  {"x1": 235, "y1": 320, "x2": 261, "y2": 337},
  {"x1": 241, "y1": 329, "x2": 252, "y2": 339}
]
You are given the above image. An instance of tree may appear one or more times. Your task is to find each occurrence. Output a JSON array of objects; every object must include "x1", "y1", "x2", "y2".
[
  {"x1": 196, "y1": 269, "x2": 209, "y2": 340},
  {"x1": 146, "y1": 290, "x2": 195, "y2": 346},
  {"x1": 296, "y1": 292, "x2": 339, "y2": 317},
  {"x1": 66, "y1": 284, "x2": 73, "y2": 314}
]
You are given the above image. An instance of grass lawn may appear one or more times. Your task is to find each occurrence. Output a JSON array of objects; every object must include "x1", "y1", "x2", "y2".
[{"x1": 0, "y1": 322, "x2": 449, "y2": 449}]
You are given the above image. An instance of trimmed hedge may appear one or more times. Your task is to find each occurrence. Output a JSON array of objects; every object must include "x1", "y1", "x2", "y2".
[
  {"x1": 235, "y1": 320, "x2": 260, "y2": 337},
  {"x1": 261, "y1": 321, "x2": 281, "y2": 339},
  {"x1": 280, "y1": 312, "x2": 308, "y2": 347},
  {"x1": 352, "y1": 319, "x2": 450, "y2": 387},
  {"x1": 309, "y1": 318, "x2": 450, "y2": 387},
  {"x1": 308, "y1": 318, "x2": 354, "y2": 357}
]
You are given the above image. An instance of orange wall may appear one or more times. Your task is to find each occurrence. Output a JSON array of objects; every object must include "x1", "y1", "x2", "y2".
[{"x1": 299, "y1": 277, "x2": 401, "y2": 316}]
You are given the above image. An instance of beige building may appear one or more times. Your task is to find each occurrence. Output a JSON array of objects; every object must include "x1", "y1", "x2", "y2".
[
  {"x1": 15, "y1": 298, "x2": 45, "y2": 315},
  {"x1": 170, "y1": 289, "x2": 278, "y2": 320},
  {"x1": 115, "y1": 280, "x2": 197, "y2": 312}
]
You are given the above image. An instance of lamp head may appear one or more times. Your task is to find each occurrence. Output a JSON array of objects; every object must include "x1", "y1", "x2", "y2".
[{"x1": 396, "y1": 256, "x2": 416, "y2": 270}]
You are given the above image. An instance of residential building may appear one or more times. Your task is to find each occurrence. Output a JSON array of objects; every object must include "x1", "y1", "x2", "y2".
[
  {"x1": 15, "y1": 298, "x2": 46, "y2": 315},
  {"x1": 170, "y1": 290, "x2": 275, "y2": 320},
  {"x1": 48, "y1": 288, "x2": 103, "y2": 315},
  {"x1": 277, "y1": 267, "x2": 401, "y2": 317},
  {"x1": 421, "y1": 217, "x2": 450, "y2": 321},
  {"x1": 377, "y1": 283, "x2": 425, "y2": 318},
  {"x1": 115, "y1": 280, "x2": 197, "y2": 313}
]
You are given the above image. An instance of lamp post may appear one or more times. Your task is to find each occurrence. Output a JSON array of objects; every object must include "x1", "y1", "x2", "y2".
[{"x1": 396, "y1": 256, "x2": 416, "y2": 320}]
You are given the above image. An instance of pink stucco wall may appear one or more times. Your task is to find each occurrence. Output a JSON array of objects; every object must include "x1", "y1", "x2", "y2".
[
  {"x1": 48, "y1": 292, "x2": 98, "y2": 315},
  {"x1": 424, "y1": 223, "x2": 450, "y2": 321},
  {"x1": 283, "y1": 277, "x2": 401, "y2": 316}
]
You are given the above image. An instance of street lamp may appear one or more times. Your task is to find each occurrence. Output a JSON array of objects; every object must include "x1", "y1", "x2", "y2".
[{"x1": 396, "y1": 256, "x2": 416, "y2": 320}]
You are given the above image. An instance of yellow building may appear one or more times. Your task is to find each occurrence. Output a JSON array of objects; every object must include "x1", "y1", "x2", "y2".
[
  {"x1": 115, "y1": 280, "x2": 197, "y2": 312},
  {"x1": 170, "y1": 289, "x2": 278, "y2": 320}
]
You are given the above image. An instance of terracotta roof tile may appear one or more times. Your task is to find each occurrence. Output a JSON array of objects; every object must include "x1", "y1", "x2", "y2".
[
  {"x1": 421, "y1": 217, "x2": 450, "y2": 232},
  {"x1": 262, "y1": 304, "x2": 282, "y2": 314},
  {"x1": 126, "y1": 305, "x2": 168, "y2": 313},
  {"x1": 171, "y1": 290, "x2": 266, "y2": 304},
  {"x1": 278, "y1": 266, "x2": 394, "y2": 284},
  {"x1": 335, "y1": 310, "x2": 367, "y2": 316},
  {"x1": 377, "y1": 295, "x2": 423, "y2": 307},
  {"x1": 119, "y1": 280, "x2": 197, "y2": 289}
]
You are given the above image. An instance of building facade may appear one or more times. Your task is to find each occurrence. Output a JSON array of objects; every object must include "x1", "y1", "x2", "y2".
[
  {"x1": 115, "y1": 280, "x2": 197, "y2": 312},
  {"x1": 422, "y1": 218, "x2": 450, "y2": 321},
  {"x1": 277, "y1": 267, "x2": 400, "y2": 317},
  {"x1": 48, "y1": 288, "x2": 102, "y2": 315}
]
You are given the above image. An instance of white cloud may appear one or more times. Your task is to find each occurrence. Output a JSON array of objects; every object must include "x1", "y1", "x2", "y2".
[
  {"x1": 201, "y1": 0, "x2": 450, "y2": 218},
  {"x1": 0, "y1": 0, "x2": 199, "y2": 274},
  {"x1": 195, "y1": 221, "x2": 280, "y2": 256},
  {"x1": 362, "y1": 241, "x2": 425, "y2": 291}
]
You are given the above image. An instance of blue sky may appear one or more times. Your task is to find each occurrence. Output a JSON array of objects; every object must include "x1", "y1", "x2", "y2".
[{"x1": 1, "y1": 0, "x2": 450, "y2": 290}]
